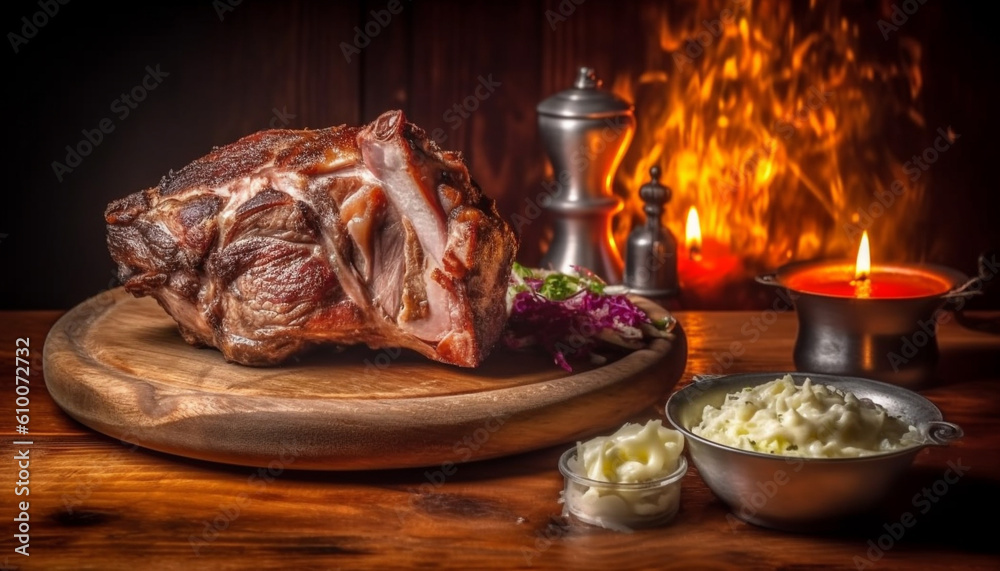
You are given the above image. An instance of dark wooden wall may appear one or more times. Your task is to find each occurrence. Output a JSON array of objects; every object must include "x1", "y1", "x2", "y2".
[{"x1": 3, "y1": 0, "x2": 998, "y2": 310}]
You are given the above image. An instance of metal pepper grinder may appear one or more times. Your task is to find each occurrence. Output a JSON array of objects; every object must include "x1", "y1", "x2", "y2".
[
  {"x1": 536, "y1": 67, "x2": 635, "y2": 283},
  {"x1": 624, "y1": 166, "x2": 679, "y2": 298}
]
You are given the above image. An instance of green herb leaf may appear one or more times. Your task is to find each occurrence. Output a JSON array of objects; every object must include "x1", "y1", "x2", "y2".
[
  {"x1": 512, "y1": 261, "x2": 532, "y2": 278},
  {"x1": 539, "y1": 273, "x2": 578, "y2": 301}
]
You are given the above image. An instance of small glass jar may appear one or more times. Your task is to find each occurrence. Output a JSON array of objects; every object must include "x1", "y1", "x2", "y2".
[{"x1": 558, "y1": 447, "x2": 687, "y2": 531}]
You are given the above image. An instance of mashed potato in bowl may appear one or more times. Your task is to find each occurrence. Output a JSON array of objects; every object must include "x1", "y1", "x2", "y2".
[
  {"x1": 691, "y1": 374, "x2": 921, "y2": 458},
  {"x1": 665, "y1": 372, "x2": 962, "y2": 529}
]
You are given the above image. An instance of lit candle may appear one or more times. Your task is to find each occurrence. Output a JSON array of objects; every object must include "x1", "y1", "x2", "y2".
[
  {"x1": 677, "y1": 206, "x2": 742, "y2": 299},
  {"x1": 686, "y1": 206, "x2": 702, "y2": 261},
  {"x1": 783, "y1": 231, "x2": 953, "y2": 299},
  {"x1": 850, "y1": 231, "x2": 872, "y2": 298},
  {"x1": 760, "y1": 229, "x2": 971, "y2": 387}
]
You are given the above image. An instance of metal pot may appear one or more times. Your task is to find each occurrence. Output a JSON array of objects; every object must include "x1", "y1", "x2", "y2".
[
  {"x1": 757, "y1": 260, "x2": 978, "y2": 387},
  {"x1": 665, "y1": 371, "x2": 963, "y2": 531}
]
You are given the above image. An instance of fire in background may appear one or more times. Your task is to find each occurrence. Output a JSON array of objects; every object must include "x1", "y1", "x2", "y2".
[{"x1": 612, "y1": 0, "x2": 929, "y2": 301}]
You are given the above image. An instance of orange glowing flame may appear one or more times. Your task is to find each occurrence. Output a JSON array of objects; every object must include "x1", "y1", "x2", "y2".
[
  {"x1": 852, "y1": 230, "x2": 872, "y2": 298},
  {"x1": 611, "y1": 0, "x2": 926, "y2": 287},
  {"x1": 685, "y1": 206, "x2": 702, "y2": 259},
  {"x1": 854, "y1": 230, "x2": 871, "y2": 281}
]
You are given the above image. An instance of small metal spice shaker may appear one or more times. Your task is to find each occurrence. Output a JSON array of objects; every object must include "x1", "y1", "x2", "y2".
[
  {"x1": 536, "y1": 67, "x2": 636, "y2": 283},
  {"x1": 624, "y1": 166, "x2": 679, "y2": 298}
]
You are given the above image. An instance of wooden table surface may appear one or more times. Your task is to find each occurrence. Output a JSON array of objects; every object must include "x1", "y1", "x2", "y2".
[{"x1": 2, "y1": 309, "x2": 998, "y2": 570}]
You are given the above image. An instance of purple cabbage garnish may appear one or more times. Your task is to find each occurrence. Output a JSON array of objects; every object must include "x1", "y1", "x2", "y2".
[{"x1": 504, "y1": 263, "x2": 672, "y2": 371}]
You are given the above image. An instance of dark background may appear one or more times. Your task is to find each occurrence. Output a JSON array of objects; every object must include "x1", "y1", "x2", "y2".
[{"x1": 2, "y1": 0, "x2": 998, "y2": 310}]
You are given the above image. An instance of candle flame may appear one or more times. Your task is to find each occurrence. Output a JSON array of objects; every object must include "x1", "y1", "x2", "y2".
[
  {"x1": 854, "y1": 231, "x2": 871, "y2": 281},
  {"x1": 685, "y1": 206, "x2": 702, "y2": 260}
]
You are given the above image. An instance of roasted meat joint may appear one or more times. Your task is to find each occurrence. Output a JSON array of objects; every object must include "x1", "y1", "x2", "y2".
[{"x1": 105, "y1": 110, "x2": 518, "y2": 367}]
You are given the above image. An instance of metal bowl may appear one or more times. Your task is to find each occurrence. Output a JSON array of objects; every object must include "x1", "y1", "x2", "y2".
[
  {"x1": 756, "y1": 261, "x2": 975, "y2": 388},
  {"x1": 665, "y1": 371, "x2": 963, "y2": 531}
]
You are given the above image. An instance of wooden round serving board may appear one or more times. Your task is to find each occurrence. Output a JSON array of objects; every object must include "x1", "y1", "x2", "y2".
[{"x1": 43, "y1": 288, "x2": 686, "y2": 470}]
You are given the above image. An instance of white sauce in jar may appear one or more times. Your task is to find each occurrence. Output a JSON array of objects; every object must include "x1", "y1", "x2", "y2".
[
  {"x1": 575, "y1": 419, "x2": 684, "y2": 483},
  {"x1": 560, "y1": 420, "x2": 686, "y2": 530}
]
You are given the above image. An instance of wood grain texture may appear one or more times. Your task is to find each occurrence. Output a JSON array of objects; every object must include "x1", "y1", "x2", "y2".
[
  {"x1": 3, "y1": 310, "x2": 998, "y2": 570},
  {"x1": 40, "y1": 289, "x2": 685, "y2": 470}
]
